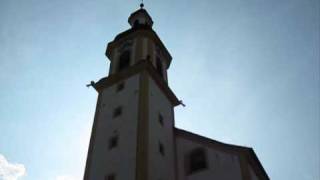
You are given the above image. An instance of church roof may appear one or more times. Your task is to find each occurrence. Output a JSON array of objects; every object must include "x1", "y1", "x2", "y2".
[{"x1": 175, "y1": 128, "x2": 269, "y2": 180}]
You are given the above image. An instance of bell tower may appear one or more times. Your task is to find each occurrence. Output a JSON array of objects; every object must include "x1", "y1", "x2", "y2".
[
  {"x1": 84, "y1": 4, "x2": 180, "y2": 180},
  {"x1": 106, "y1": 3, "x2": 172, "y2": 83}
]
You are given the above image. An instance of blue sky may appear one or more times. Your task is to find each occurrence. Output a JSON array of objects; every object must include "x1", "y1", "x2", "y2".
[{"x1": 0, "y1": 0, "x2": 319, "y2": 179}]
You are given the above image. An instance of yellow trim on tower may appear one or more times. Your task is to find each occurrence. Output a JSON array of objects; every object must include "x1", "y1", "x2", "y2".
[{"x1": 136, "y1": 71, "x2": 149, "y2": 180}]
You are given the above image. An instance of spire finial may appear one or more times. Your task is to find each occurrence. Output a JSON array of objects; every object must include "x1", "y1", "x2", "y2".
[{"x1": 140, "y1": 0, "x2": 144, "y2": 8}]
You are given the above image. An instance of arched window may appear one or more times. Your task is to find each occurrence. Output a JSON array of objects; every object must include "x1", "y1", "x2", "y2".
[
  {"x1": 156, "y1": 57, "x2": 163, "y2": 78},
  {"x1": 134, "y1": 20, "x2": 140, "y2": 27},
  {"x1": 186, "y1": 148, "x2": 208, "y2": 175},
  {"x1": 118, "y1": 50, "x2": 131, "y2": 72}
]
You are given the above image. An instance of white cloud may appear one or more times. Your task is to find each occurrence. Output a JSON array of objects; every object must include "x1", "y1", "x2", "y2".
[
  {"x1": 0, "y1": 154, "x2": 26, "y2": 180},
  {"x1": 55, "y1": 175, "x2": 77, "y2": 180}
]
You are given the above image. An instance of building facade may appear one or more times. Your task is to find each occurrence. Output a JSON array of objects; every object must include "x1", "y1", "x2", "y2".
[{"x1": 84, "y1": 5, "x2": 269, "y2": 180}]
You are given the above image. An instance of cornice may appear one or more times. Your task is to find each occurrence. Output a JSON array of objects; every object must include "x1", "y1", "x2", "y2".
[{"x1": 93, "y1": 60, "x2": 180, "y2": 106}]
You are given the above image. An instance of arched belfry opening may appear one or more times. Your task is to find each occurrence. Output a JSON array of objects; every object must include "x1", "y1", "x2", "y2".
[
  {"x1": 156, "y1": 57, "x2": 164, "y2": 78},
  {"x1": 134, "y1": 19, "x2": 140, "y2": 27},
  {"x1": 118, "y1": 50, "x2": 131, "y2": 72}
]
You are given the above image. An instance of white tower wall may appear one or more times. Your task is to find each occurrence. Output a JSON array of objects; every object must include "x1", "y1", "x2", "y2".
[
  {"x1": 86, "y1": 74, "x2": 140, "y2": 180},
  {"x1": 147, "y1": 76, "x2": 176, "y2": 180}
]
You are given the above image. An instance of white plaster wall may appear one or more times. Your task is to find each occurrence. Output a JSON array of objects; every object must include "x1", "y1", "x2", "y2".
[
  {"x1": 88, "y1": 74, "x2": 140, "y2": 180},
  {"x1": 152, "y1": 44, "x2": 168, "y2": 82},
  {"x1": 176, "y1": 136, "x2": 243, "y2": 180},
  {"x1": 249, "y1": 165, "x2": 259, "y2": 180},
  {"x1": 132, "y1": 38, "x2": 138, "y2": 65},
  {"x1": 109, "y1": 47, "x2": 118, "y2": 75},
  {"x1": 147, "y1": 76, "x2": 176, "y2": 180},
  {"x1": 142, "y1": 37, "x2": 148, "y2": 60}
]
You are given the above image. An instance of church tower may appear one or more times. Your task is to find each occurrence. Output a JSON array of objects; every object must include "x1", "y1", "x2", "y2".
[
  {"x1": 84, "y1": 4, "x2": 180, "y2": 180},
  {"x1": 84, "y1": 4, "x2": 270, "y2": 180}
]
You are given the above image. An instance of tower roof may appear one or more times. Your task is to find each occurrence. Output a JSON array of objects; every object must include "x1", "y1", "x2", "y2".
[{"x1": 128, "y1": 5, "x2": 153, "y2": 28}]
